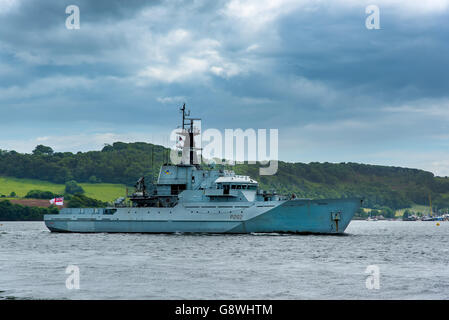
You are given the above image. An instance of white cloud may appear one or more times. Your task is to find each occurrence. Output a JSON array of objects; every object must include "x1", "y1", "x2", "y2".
[
  {"x1": 429, "y1": 160, "x2": 449, "y2": 177},
  {"x1": 339, "y1": 0, "x2": 449, "y2": 14},
  {"x1": 224, "y1": 0, "x2": 449, "y2": 28},
  {"x1": 156, "y1": 96, "x2": 186, "y2": 104},
  {"x1": 137, "y1": 42, "x2": 244, "y2": 83},
  {"x1": 138, "y1": 56, "x2": 210, "y2": 83},
  {"x1": 303, "y1": 119, "x2": 366, "y2": 132},
  {"x1": 0, "y1": 0, "x2": 20, "y2": 14},
  {"x1": 381, "y1": 99, "x2": 449, "y2": 120},
  {"x1": 0, "y1": 76, "x2": 97, "y2": 100},
  {"x1": 360, "y1": 150, "x2": 449, "y2": 177},
  {"x1": 224, "y1": 0, "x2": 311, "y2": 30}
]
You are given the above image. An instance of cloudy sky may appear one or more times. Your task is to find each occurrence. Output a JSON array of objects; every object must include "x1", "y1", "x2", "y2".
[{"x1": 1, "y1": 0, "x2": 449, "y2": 175}]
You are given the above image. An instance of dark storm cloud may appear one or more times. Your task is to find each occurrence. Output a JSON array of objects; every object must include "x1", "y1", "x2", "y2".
[{"x1": 277, "y1": 9, "x2": 449, "y2": 100}]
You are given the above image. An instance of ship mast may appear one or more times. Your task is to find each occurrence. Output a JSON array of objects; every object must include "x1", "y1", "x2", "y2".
[
  {"x1": 429, "y1": 194, "x2": 433, "y2": 217},
  {"x1": 178, "y1": 104, "x2": 201, "y2": 167}
]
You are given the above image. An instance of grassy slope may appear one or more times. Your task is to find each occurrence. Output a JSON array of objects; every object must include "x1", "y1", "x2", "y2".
[
  {"x1": 395, "y1": 204, "x2": 434, "y2": 216},
  {"x1": 362, "y1": 205, "x2": 433, "y2": 217},
  {"x1": 0, "y1": 176, "x2": 126, "y2": 202}
]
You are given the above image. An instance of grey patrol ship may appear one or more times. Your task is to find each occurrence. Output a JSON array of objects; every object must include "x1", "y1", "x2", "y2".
[{"x1": 44, "y1": 105, "x2": 362, "y2": 234}]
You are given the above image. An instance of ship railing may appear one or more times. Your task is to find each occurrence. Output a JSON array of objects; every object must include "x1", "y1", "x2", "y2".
[
  {"x1": 60, "y1": 208, "x2": 106, "y2": 215},
  {"x1": 157, "y1": 179, "x2": 189, "y2": 184}
]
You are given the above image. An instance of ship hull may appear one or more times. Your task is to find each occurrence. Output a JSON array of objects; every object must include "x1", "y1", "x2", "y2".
[{"x1": 44, "y1": 198, "x2": 361, "y2": 234}]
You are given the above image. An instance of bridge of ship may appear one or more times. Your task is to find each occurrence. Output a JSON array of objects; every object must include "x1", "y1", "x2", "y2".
[{"x1": 152, "y1": 164, "x2": 283, "y2": 204}]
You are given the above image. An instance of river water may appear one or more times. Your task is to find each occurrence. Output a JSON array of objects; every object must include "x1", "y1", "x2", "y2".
[{"x1": 0, "y1": 221, "x2": 448, "y2": 300}]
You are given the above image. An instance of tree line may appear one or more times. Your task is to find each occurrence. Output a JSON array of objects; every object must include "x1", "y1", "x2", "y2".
[
  {"x1": 1, "y1": 142, "x2": 449, "y2": 210},
  {"x1": 0, "y1": 200, "x2": 59, "y2": 221}
]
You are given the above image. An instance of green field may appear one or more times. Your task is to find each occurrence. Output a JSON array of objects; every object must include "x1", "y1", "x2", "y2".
[
  {"x1": 363, "y1": 205, "x2": 432, "y2": 217},
  {"x1": 395, "y1": 204, "x2": 433, "y2": 217},
  {"x1": 0, "y1": 176, "x2": 127, "y2": 202}
]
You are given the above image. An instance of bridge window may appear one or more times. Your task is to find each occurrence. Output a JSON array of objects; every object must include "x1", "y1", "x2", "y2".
[
  {"x1": 171, "y1": 184, "x2": 186, "y2": 195},
  {"x1": 104, "y1": 209, "x2": 117, "y2": 215}
]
